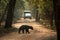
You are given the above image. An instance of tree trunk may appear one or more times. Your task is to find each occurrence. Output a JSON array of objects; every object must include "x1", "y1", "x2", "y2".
[
  {"x1": 5, "y1": 0, "x2": 16, "y2": 28},
  {"x1": 0, "y1": 0, "x2": 1, "y2": 1},
  {"x1": 53, "y1": 0, "x2": 60, "y2": 40},
  {"x1": 50, "y1": 13, "x2": 53, "y2": 27},
  {"x1": 55, "y1": 7, "x2": 60, "y2": 40},
  {"x1": 35, "y1": 6, "x2": 39, "y2": 22},
  {"x1": 36, "y1": 9, "x2": 38, "y2": 21}
]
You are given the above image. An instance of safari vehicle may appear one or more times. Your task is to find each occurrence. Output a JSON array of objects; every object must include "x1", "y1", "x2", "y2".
[{"x1": 24, "y1": 10, "x2": 32, "y2": 19}]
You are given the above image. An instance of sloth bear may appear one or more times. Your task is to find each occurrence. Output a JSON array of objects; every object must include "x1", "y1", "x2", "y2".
[{"x1": 18, "y1": 25, "x2": 33, "y2": 34}]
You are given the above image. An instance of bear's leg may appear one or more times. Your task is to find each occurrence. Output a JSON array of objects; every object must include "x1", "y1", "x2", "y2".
[
  {"x1": 22, "y1": 30, "x2": 24, "y2": 33},
  {"x1": 26, "y1": 29, "x2": 30, "y2": 34},
  {"x1": 18, "y1": 29, "x2": 21, "y2": 34}
]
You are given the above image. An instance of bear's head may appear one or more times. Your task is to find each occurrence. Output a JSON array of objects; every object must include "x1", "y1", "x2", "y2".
[{"x1": 29, "y1": 26, "x2": 33, "y2": 30}]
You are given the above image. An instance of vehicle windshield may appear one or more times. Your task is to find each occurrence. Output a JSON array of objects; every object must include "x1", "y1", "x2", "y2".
[{"x1": 25, "y1": 13, "x2": 31, "y2": 17}]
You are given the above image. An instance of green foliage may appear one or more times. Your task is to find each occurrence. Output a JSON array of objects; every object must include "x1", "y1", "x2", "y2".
[
  {"x1": 27, "y1": 0, "x2": 53, "y2": 20},
  {"x1": 27, "y1": 0, "x2": 54, "y2": 29},
  {"x1": 0, "y1": 0, "x2": 9, "y2": 14},
  {"x1": 15, "y1": 0, "x2": 25, "y2": 9}
]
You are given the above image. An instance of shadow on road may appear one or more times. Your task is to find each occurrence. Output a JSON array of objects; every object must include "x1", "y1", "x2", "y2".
[{"x1": 0, "y1": 27, "x2": 18, "y2": 37}]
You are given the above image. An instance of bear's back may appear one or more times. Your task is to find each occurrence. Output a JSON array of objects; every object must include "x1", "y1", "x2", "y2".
[{"x1": 20, "y1": 25, "x2": 29, "y2": 29}]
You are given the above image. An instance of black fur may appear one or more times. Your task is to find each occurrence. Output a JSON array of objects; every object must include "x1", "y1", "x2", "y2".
[{"x1": 18, "y1": 25, "x2": 33, "y2": 34}]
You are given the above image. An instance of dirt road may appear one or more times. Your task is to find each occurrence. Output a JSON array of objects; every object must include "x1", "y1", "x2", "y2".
[{"x1": 0, "y1": 19, "x2": 57, "y2": 40}]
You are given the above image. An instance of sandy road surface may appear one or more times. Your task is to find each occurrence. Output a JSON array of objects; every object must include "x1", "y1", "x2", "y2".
[{"x1": 0, "y1": 19, "x2": 57, "y2": 40}]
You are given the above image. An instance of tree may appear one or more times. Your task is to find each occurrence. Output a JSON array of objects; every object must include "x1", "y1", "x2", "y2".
[
  {"x1": 5, "y1": 0, "x2": 16, "y2": 28},
  {"x1": 26, "y1": 0, "x2": 40, "y2": 21},
  {"x1": 0, "y1": 0, "x2": 1, "y2": 1},
  {"x1": 53, "y1": 0, "x2": 60, "y2": 40},
  {"x1": 0, "y1": 3, "x2": 9, "y2": 26},
  {"x1": 13, "y1": 0, "x2": 25, "y2": 22},
  {"x1": 35, "y1": 6, "x2": 39, "y2": 22},
  {"x1": 0, "y1": 0, "x2": 9, "y2": 26}
]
